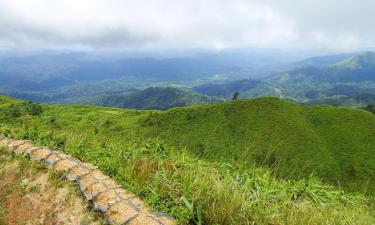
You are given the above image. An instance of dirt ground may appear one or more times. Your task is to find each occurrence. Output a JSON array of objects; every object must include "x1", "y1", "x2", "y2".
[{"x1": 0, "y1": 147, "x2": 104, "y2": 225}]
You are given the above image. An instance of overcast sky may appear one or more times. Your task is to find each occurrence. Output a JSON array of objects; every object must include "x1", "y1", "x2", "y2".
[{"x1": 0, "y1": 0, "x2": 374, "y2": 52}]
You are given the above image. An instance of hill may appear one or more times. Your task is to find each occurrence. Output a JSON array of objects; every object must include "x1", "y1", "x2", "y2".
[
  {"x1": 83, "y1": 87, "x2": 223, "y2": 110},
  {"x1": 0, "y1": 96, "x2": 374, "y2": 224},
  {"x1": 142, "y1": 97, "x2": 375, "y2": 193},
  {"x1": 193, "y1": 79, "x2": 281, "y2": 99},
  {"x1": 265, "y1": 52, "x2": 375, "y2": 101},
  {"x1": 304, "y1": 93, "x2": 375, "y2": 106}
]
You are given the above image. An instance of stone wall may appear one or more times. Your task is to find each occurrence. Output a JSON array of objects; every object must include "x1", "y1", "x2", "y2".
[{"x1": 0, "y1": 135, "x2": 176, "y2": 225}]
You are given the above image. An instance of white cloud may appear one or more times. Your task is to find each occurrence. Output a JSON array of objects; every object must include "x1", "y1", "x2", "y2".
[{"x1": 0, "y1": 0, "x2": 373, "y2": 51}]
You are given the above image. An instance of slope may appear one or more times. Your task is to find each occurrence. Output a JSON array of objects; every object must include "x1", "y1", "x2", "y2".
[
  {"x1": 84, "y1": 87, "x2": 223, "y2": 110},
  {"x1": 141, "y1": 97, "x2": 375, "y2": 193},
  {"x1": 0, "y1": 95, "x2": 374, "y2": 224}
]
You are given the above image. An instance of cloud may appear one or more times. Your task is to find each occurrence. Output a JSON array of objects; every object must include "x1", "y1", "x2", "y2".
[{"x1": 0, "y1": 0, "x2": 373, "y2": 51}]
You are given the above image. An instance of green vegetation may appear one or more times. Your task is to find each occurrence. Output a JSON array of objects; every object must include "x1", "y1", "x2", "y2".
[
  {"x1": 84, "y1": 87, "x2": 223, "y2": 110},
  {"x1": 0, "y1": 95, "x2": 374, "y2": 224},
  {"x1": 304, "y1": 94, "x2": 375, "y2": 107},
  {"x1": 363, "y1": 104, "x2": 375, "y2": 114},
  {"x1": 142, "y1": 97, "x2": 375, "y2": 195}
]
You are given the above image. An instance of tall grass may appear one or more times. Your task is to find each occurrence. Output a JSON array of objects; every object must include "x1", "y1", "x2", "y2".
[
  {"x1": 1, "y1": 126, "x2": 374, "y2": 224},
  {"x1": 0, "y1": 96, "x2": 374, "y2": 224}
]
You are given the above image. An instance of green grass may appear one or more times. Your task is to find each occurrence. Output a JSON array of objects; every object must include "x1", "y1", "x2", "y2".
[{"x1": 0, "y1": 95, "x2": 374, "y2": 224}]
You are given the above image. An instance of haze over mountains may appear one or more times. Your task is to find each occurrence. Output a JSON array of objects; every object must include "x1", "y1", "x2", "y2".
[{"x1": 1, "y1": 50, "x2": 374, "y2": 108}]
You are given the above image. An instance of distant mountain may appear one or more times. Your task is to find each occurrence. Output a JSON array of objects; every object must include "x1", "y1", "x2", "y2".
[
  {"x1": 295, "y1": 53, "x2": 355, "y2": 68},
  {"x1": 304, "y1": 93, "x2": 375, "y2": 106},
  {"x1": 191, "y1": 52, "x2": 375, "y2": 104},
  {"x1": 193, "y1": 79, "x2": 281, "y2": 99},
  {"x1": 84, "y1": 87, "x2": 223, "y2": 110},
  {"x1": 265, "y1": 51, "x2": 375, "y2": 100}
]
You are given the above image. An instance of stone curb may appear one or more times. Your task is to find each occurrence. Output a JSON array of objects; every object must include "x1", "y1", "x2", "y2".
[{"x1": 0, "y1": 134, "x2": 176, "y2": 225}]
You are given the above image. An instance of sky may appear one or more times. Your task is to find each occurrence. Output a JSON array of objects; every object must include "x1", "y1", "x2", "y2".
[{"x1": 0, "y1": 0, "x2": 374, "y2": 52}]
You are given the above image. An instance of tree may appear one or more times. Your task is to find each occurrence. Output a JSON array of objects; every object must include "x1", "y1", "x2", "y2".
[{"x1": 232, "y1": 92, "x2": 240, "y2": 100}]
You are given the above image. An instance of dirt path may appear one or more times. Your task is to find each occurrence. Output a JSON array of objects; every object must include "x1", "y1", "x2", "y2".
[{"x1": 0, "y1": 135, "x2": 175, "y2": 225}]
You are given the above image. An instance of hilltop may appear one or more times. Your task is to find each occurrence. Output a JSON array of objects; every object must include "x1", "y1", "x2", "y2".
[
  {"x1": 142, "y1": 97, "x2": 375, "y2": 193},
  {"x1": 0, "y1": 95, "x2": 374, "y2": 224}
]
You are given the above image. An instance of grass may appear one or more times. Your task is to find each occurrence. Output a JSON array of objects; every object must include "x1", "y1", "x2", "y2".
[
  {"x1": 141, "y1": 97, "x2": 375, "y2": 194},
  {"x1": 0, "y1": 95, "x2": 374, "y2": 224}
]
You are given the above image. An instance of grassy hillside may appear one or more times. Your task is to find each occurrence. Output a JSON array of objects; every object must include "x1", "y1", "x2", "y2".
[
  {"x1": 141, "y1": 97, "x2": 375, "y2": 194},
  {"x1": 84, "y1": 87, "x2": 223, "y2": 110},
  {"x1": 0, "y1": 95, "x2": 374, "y2": 224},
  {"x1": 193, "y1": 79, "x2": 280, "y2": 99}
]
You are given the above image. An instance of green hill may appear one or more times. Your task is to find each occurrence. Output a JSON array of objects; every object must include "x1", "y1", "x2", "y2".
[
  {"x1": 84, "y1": 87, "x2": 223, "y2": 110},
  {"x1": 141, "y1": 97, "x2": 375, "y2": 193},
  {"x1": 193, "y1": 79, "x2": 281, "y2": 99},
  {"x1": 0, "y1": 95, "x2": 374, "y2": 224}
]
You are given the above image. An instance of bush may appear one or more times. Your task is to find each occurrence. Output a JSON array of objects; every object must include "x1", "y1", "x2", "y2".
[{"x1": 25, "y1": 102, "x2": 43, "y2": 116}]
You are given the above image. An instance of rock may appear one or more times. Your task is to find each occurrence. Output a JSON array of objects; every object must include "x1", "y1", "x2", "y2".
[
  {"x1": 24, "y1": 147, "x2": 40, "y2": 156},
  {"x1": 127, "y1": 213, "x2": 164, "y2": 225},
  {"x1": 30, "y1": 148, "x2": 52, "y2": 161},
  {"x1": 0, "y1": 135, "x2": 176, "y2": 225},
  {"x1": 115, "y1": 188, "x2": 136, "y2": 201},
  {"x1": 106, "y1": 201, "x2": 139, "y2": 225},
  {"x1": 8, "y1": 140, "x2": 26, "y2": 149},
  {"x1": 93, "y1": 190, "x2": 121, "y2": 212},
  {"x1": 101, "y1": 178, "x2": 121, "y2": 189},
  {"x1": 155, "y1": 214, "x2": 177, "y2": 225},
  {"x1": 128, "y1": 196, "x2": 150, "y2": 212},
  {"x1": 67, "y1": 165, "x2": 90, "y2": 181},
  {"x1": 45, "y1": 153, "x2": 61, "y2": 165},
  {"x1": 83, "y1": 182, "x2": 108, "y2": 201},
  {"x1": 78, "y1": 174, "x2": 98, "y2": 192},
  {"x1": 53, "y1": 159, "x2": 78, "y2": 171},
  {"x1": 14, "y1": 143, "x2": 34, "y2": 155},
  {"x1": 91, "y1": 169, "x2": 111, "y2": 181}
]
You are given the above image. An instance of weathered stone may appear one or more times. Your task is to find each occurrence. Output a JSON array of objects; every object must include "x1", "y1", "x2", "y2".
[
  {"x1": 93, "y1": 190, "x2": 121, "y2": 212},
  {"x1": 14, "y1": 143, "x2": 33, "y2": 155},
  {"x1": 0, "y1": 135, "x2": 176, "y2": 224},
  {"x1": 115, "y1": 189, "x2": 136, "y2": 201},
  {"x1": 106, "y1": 201, "x2": 139, "y2": 225},
  {"x1": 155, "y1": 214, "x2": 177, "y2": 225},
  {"x1": 79, "y1": 174, "x2": 98, "y2": 192},
  {"x1": 128, "y1": 196, "x2": 150, "y2": 211},
  {"x1": 102, "y1": 178, "x2": 121, "y2": 189},
  {"x1": 55, "y1": 151, "x2": 70, "y2": 159},
  {"x1": 24, "y1": 146, "x2": 40, "y2": 155},
  {"x1": 84, "y1": 182, "x2": 108, "y2": 200},
  {"x1": 127, "y1": 213, "x2": 163, "y2": 225},
  {"x1": 0, "y1": 138, "x2": 10, "y2": 145},
  {"x1": 30, "y1": 148, "x2": 52, "y2": 161},
  {"x1": 81, "y1": 162, "x2": 98, "y2": 170},
  {"x1": 53, "y1": 159, "x2": 78, "y2": 171},
  {"x1": 67, "y1": 165, "x2": 90, "y2": 181},
  {"x1": 45, "y1": 152, "x2": 61, "y2": 165},
  {"x1": 0, "y1": 138, "x2": 11, "y2": 145},
  {"x1": 91, "y1": 169, "x2": 110, "y2": 181},
  {"x1": 8, "y1": 140, "x2": 26, "y2": 149}
]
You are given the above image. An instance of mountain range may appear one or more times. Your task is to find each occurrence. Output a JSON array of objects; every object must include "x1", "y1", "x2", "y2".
[{"x1": 0, "y1": 50, "x2": 375, "y2": 109}]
